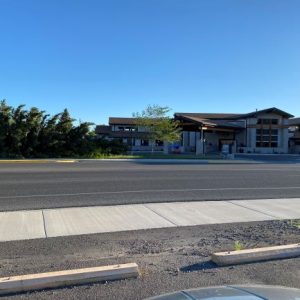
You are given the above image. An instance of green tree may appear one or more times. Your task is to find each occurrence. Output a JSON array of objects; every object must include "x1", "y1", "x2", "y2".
[
  {"x1": 54, "y1": 109, "x2": 75, "y2": 156},
  {"x1": 21, "y1": 107, "x2": 45, "y2": 157},
  {"x1": 36, "y1": 113, "x2": 60, "y2": 157},
  {"x1": 67, "y1": 121, "x2": 94, "y2": 156},
  {"x1": 0, "y1": 100, "x2": 126, "y2": 158},
  {"x1": 0, "y1": 100, "x2": 13, "y2": 157},
  {"x1": 9, "y1": 104, "x2": 28, "y2": 157},
  {"x1": 133, "y1": 105, "x2": 181, "y2": 153}
]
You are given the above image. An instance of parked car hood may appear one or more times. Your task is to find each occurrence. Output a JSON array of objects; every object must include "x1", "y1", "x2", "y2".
[{"x1": 146, "y1": 285, "x2": 300, "y2": 300}]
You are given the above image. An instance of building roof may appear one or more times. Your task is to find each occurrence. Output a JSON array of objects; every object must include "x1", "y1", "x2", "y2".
[
  {"x1": 289, "y1": 117, "x2": 300, "y2": 126},
  {"x1": 96, "y1": 130, "x2": 150, "y2": 139},
  {"x1": 109, "y1": 117, "x2": 138, "y2": 125},
  {"x1": 175, "y1": 107, "x2": 294, "y2": 120},
  {"x1": 175, "y1": 114, "x2": 245, "y2": 129},
  {"x1": 174, "y1": 112, "x2": 241, "y2": 120},
  {"x1": 105, "y1": 108, "x2": 293, "y2": 129},
  {"x1": 241, "y1": 107, "x2": 294, "y2": 118}
]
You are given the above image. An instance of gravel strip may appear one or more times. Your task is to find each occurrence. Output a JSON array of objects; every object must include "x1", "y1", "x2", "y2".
[{"x1": 0, "y1": 220, "x2": 299, "y2": 299}]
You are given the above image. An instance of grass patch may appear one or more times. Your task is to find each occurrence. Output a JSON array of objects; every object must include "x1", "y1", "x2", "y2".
[
  {"x1": 289, "y1": 219, "x2": 300, "y2": 229},
  {"x1": 86, "y1": 153, "x2": 222, "y2": 160},
  {"x1": 234, "y1": 241, "x2": 243, "y2": 251}
]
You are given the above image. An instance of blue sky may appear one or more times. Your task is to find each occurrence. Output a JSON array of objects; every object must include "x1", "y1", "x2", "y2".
[{"x1": 0, "y1": 0, "x2": 300, "y2": 124}]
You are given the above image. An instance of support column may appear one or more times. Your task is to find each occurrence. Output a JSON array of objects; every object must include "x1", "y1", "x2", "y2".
[
  {"x1": 163, "y1": 142, "x2": 169, "y2": 154},
  {"x1": 196, "y1": 139, "x2": 204, "y2": 155}
]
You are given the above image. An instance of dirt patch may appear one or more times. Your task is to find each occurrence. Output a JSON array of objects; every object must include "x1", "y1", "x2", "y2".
[{"x1": 0, "y1": 220, "x2": 299, "y2": 299}]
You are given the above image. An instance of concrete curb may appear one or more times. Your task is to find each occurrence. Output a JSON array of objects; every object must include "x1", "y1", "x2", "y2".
[
  {"x1": 78, "y1": 158, "x2": 258, "y2": 164},
  {"x1": 211, "y1": 243, "x2": 300, "y2": 266},
  {"x1": 0, "y1": 160, "x2": 54, "y2": 163},
  {"x1": 83, "y1": 158, "x2": 210, "y2": 163},
  {"x1": 0, "y1": 160, "x2": 77, "y2": 164},
  {"x1": 0, "y1": 263, "x2": 139, "y2": 295}
]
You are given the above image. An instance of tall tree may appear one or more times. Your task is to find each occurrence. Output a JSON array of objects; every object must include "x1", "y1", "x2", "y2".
[
  {"x1": 21, "y1": 107, "x2": 44, "y2": 157},
  {"x1": 0, "y1": 101, "x2": 98, "y2": 158},
  {"x1": 9, "y1": 104, "x2": 27, "y2": 157},
  {"x1": 0, "y1": 100, "x2": 13, "y2": 156},
  {"x1": 54, "y1": 109, "x2": 75, "y2": 156},
  {"x1": 133, "y1": 105, "x2": 181, "y2": 153}
]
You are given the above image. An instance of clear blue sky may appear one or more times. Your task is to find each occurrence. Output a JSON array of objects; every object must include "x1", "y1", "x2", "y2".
[{"x1": 1, "y1": 0, "x2": 300, "y2": 124}]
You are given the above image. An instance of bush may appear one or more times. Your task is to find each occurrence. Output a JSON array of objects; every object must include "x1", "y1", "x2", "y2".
[{"x1": 93, "y1": 139, "x2": 128, "y2": 155}]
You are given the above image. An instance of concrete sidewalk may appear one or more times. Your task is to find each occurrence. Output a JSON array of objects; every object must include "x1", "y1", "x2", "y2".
[{"x1": 0, "y1": 198, "x2": 299, "y2": 242}]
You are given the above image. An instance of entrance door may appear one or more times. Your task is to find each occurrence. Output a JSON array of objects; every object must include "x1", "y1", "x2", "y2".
[{"x1": 219, "y1": 139, "x2": 235, "y2": 153}]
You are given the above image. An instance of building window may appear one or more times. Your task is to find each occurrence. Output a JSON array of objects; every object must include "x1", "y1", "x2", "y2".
[
  {"x1": 118, "y1": 126, "x2": 137, "y2": 132},
  {"x1": 155, "y1": 140, "x2": 164, "y2": 146},
  {"x1": 124, "y1": 126, "x2": 136, "y2": 132},
  {"x1": 257, "y1": 118, "x2": 279, "y2": 125},
  {"x1": 141, "y1": 139, "x2": 149, "y2": 146},
  {"x1": 256, "y1": 128, "x2": 278, "y2": 148}
]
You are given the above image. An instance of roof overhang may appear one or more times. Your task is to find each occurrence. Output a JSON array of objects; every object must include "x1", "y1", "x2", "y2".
[{"x1": 174, "y1": 114, "x2": 245, "y2": 131}]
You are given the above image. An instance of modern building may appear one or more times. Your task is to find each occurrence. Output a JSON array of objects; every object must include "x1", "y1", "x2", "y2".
[
  {"x1": 96, "y1": 117, "x2": 165, "y2": 152},
  {"x1": 289, "y1": 117, "x2": 300, "y2": 154},
  {"x1": 96, "y1": 107, "x2": 295, "y2": 154}
]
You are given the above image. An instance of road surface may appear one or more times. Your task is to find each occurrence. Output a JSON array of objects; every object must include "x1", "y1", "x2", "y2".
[{"x1": 0, "y1": 160, "x2": 300, "y2": 211}]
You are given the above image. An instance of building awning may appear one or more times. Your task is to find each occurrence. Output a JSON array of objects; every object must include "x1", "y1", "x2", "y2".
[{"x1": 174, "y1": 114, "x2": 245, "y2": 132}]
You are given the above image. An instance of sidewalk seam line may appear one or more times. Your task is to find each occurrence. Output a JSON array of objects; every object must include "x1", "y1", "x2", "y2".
[
  {"x1": 41, "y1": 210, "x2": 48, "y2": 238},
  {"x1": 227, "y1": 201, "x2": 278, "y2": 219},
  {"x1": 142, "y1": 204, "x2": 178, "y2": 227}
]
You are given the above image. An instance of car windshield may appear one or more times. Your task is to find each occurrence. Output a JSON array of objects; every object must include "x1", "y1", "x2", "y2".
[{"x1": 0, "y1": 1, "x2": 299, "y2": 299}]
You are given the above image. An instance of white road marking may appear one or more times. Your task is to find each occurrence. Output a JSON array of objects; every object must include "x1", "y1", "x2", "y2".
[{"x1": 1, "y1": 186, "x2": 300, "y2": 199}]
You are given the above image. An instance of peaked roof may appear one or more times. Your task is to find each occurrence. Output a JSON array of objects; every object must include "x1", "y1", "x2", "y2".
[
  {"x1": 175, "y1": 107, "x2": 294, "y2": 120},
  {"x1": 241, "y1": 107, "x2": 294, "y2": 118},
  {"x1": 174, "y1": 112, "x2": 241, "y2": 120}
]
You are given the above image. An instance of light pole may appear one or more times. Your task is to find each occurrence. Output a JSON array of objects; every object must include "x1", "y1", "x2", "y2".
[{"x1": 200, "y1": 126, "x2": 207, "y2": 155}]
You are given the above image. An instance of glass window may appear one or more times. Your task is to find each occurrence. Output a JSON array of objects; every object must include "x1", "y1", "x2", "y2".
[
  {"x1": 141, "y1": 139, "x2": 149, "y2": 146},
  {"x1": 256, "y1": 123, "x2": 278, "y2": 148},
  {"x1": 257, "y1": 119, "x2": 278, "y2": 125},
  {"x1": 271, "y1": 129, "x2": 278, "y2": 135},
  {"x1": 262, "y1": 135, "x2": 270, "y2": 141}
]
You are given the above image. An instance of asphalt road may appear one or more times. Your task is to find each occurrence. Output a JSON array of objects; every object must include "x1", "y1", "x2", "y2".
[{"x1": 1, "y1": 160, "x2": 300, "y2": 211}]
